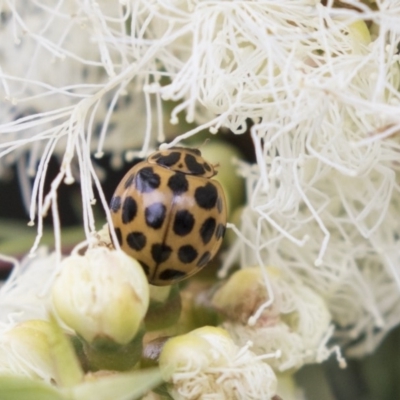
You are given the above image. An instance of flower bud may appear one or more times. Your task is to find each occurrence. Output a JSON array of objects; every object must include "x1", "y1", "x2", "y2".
[
  {"x1": 159, "y1": 326, "x2": 277, "y2": 399},
  {"x1": 158, "y1": 334, "x2": 211, "y2": 381},
  {"x1": 186, "y1": 326, "x2": 235, "y2": 365},
  {"x1": 348, "y1": 20, "x2": 371, "y2": 48},
  {"x1": 0, "y1": 320, "x2": 56, "y2": 383},
  {"x1": 212, "y1": 267, "x2": 277, "y2": 324},
  {"x1": 51, "y1": 247, "x2": 149, "y2": 346}
]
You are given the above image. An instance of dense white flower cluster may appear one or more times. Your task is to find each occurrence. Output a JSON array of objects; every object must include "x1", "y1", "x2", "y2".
[
  {"x1": 159, "y1": 326, "x2": 278, "y2": 400},
  {"x1": 0, "y1": 248, "x2": 54, "y2": 330},
  {"x1": 212, "y1": 266, "x2": 344, "y2": 371},
  {"x1": 0, "y1": 0, "x2": 161, "y2": 248},
  {"x1": 0, "y1": 0, "x2": 399, "y2": 374},
  {"x1": 223, "y1": 3, "x2": 400, "y2": 350}
]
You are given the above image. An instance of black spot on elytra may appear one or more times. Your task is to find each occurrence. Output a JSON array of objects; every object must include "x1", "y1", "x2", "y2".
[
  {"x1": 199, "y1": 217, "x2": 216, "y2": 244},
  {"x1": 159, "y1": 269, "x2": 186, "y2": 281},
  {"x1": 114, "y1": 227, "x2": 122, "y2": 246},
  {"x1": 185, "y1": 154, "x2": 205, "y2": 175},
  {"x1": 139, "y1": 261, "x2": 150, "y2": 276},
  {"x1": 217, "y1": 197, "x2": 223, "y2": 213},
  {"x1": 173, "y1": 210, "x2": 195, "y2": 236},
  {"x1": 215, "y1": 223, "x2": 226, "y2": 240},
  {"x1": 126, "y1": 231, "x2": 147, "y2": 251},
  {"x1": 168, "y1": 172, "x2": 188, "y2": 195},
  {"x1": 110, "y1": 196, "x2": 121, "y2": 212},
  {"x1": 122, "y1": 196, "x2": 137, "y2": 224},
  {"x1": 135, "y1": 167, "x2": 160, "y2": 193},
  {"x1": 124, "y1": 173, "x2": 135, "y2": 189},
  {"x1": 197, "y1": 251, "x2": 211, "y2": 267},
  {"x1": 155, "y1": 151, "x2": 181, "y2": 167},
  {"x1": 178, "y1": 245, "x2": 198, "y2": 263},
  {"x1": 178, "y1": 163, "x2": 183, "y2": 168},
  {"x1": 145, "y1": 203, "x2": 167, "y2": 229},
  {"x1": 194, "y1": 182, "x2": 218, "y2": 209},
  {"x1": 203, "y1": 162, "x2": 212, "y2": 172},
  {"x1": 151, "y1": 243, "x2": 172, "y2": 264}
]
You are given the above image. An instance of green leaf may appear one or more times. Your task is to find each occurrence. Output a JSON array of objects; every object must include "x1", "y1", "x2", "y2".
[
  {"x1": 48, "y1": 315, "x2": 84, "y2": 387},
  {"x1": 64, "y1": 368, "x2": 163, "y2": 400},
  {"x1": 0, "y1": 375, "x2": 65, "y2": 400}
]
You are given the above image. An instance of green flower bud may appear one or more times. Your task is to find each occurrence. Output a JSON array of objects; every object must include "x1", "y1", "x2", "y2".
[{"x1": 348, "y1": 20, "x2": 371, "y2": 48}]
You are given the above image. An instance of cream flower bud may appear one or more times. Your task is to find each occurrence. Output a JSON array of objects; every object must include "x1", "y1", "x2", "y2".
[
  {"x1": 186, "y1": 326, "x2": 235, "y2": 365},
  {"x1": 159, "y1": 326, "x2": 277, "y2": 399},
  {"x1": 51, "y1": 247, "x2": 149, "y2": 346},
  {"x1": 0, "y1": 320, "x2": 57, "y2": 383},
  {"x1": 212, "y1": 267, "x2": 278, "y2": 325},
  {"x1": 158, "y1": 334, "x2": 211, "y2": 381}
]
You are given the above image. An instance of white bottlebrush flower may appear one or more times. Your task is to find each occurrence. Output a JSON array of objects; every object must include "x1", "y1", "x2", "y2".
[
  {"x1": 0, "y1": 0, "x2": 400, "y2": 384},
  {"x1": 212, "y1": 267, "x2": 342, "y2": 372},
  {"x1": 159, "y1": 326, "x2": 278, "y2": 400},
  {"x1": 51, "y1": 247, "x2": 149, "y2": 345},
  {"x1": 0, "y1": 247, "x2": 55, "y2": 329},
  {"x1": 0, "y1": 0, "x2": 162, "y2": 248}
]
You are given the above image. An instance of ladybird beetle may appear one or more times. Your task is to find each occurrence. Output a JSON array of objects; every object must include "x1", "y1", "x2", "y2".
[{"x1": 110, "y1": 147, "x2": 227, "y2": 286}]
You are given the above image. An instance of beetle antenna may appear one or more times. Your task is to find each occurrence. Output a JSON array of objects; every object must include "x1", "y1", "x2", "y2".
[{"x1": 200, "y1": 138, "x2": 210, "y2": 148}]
